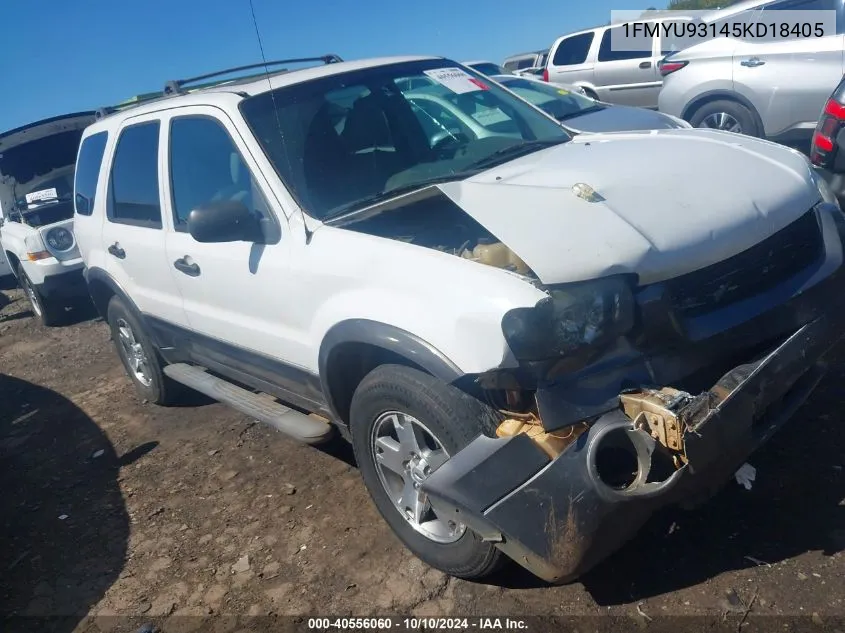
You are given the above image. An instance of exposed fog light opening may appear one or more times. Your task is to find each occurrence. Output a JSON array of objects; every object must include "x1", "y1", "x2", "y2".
[
  {"x1": 645, "y1": 448, "x2": 677, "y2": 484},
  {"x1": 593, "y1": 427, "x2": 641, "y2": 490}
]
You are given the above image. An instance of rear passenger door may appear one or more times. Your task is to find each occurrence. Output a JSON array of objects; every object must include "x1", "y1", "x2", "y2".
[
  {"x1": 593, "y1": 24, "x2": 661, "y2": 107},
  {"x1": 99, "y1": 114, "x2": 189, "y2": 328}
]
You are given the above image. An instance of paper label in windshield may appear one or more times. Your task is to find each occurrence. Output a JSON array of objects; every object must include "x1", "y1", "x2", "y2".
[
  {"x1": 471, "y1": 107, "x2": 510, "y2": 127},
  {"x1": 423, "y1": 68, "x2": 488, "y2": 94},
  {"x1": 557, "y1": 89, "x2": 570, "y2": 95},
  {"x1": 25, "y1": 188, "x2": 58, "y2": 204}
]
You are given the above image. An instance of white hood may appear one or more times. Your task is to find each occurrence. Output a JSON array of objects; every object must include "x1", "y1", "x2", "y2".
[
  {"x1": 0, "y1": 112, "x2": 94, "y2": 218},
  {"x1": 436, "y1": 129, "x2": 821, "y2": 286}
]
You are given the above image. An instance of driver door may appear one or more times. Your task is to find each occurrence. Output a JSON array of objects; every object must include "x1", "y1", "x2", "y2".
[{"x1": 158, "y1": 106, "x2": 308, "y2": 387}]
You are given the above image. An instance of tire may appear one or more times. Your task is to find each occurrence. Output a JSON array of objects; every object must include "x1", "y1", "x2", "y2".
[
  {"x1": 18, "y1": 264, "x2": 65, "y2": 327},
  {"x1": 349, "y1": 364, "x2": 507, "y2": 580},
  {"x1": 106, "y1": 295, "x2": 183, "y2": 405},
  {"x1": 688, "y1": 99, "x2": 761, "y2": 137}
]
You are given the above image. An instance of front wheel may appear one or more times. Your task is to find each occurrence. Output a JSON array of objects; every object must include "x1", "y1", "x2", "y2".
[
  {"x1": 18, "y1": 264, "x2": 64, "y2": 327},
  {"x1": 349, "y1": 364, "x2": 506, "y2": 580},
  {"x1": 106, "y1": 295, "x2": 183, "y2": 405}
]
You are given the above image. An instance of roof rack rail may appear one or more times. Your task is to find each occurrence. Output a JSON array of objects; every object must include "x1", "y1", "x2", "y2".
[
  {"x1": 94, "y1": 91, "x2": 167, "y2": 120},
  {"x1": 163, "y1": 54, "x2": 344, "y2": 95}
]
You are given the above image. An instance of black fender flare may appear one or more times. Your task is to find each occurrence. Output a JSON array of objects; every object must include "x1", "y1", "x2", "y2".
[
  {"x1": 318, "y1": 319, "x2": 465, "y2": 419},
  {"x1": 84, "y1": 267, "x2": 141, "y2": 322}
]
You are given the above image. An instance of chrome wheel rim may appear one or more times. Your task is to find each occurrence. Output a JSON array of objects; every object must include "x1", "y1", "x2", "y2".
[
  {"x1": 116, "y1": 318, "x2": 152, "y2": 387},
  {"x1": 371, "y1": 411, "x2": 466, "y2": 543},
  {"x1": 22, "y1": 275, "x2": 42, "y2": 317},
  {"x1": 699, "y1": 112, "x2": 742, "y2": 133}
]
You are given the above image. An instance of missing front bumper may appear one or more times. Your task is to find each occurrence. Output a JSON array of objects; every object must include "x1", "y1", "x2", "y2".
[{"x1": 421, "y1": 313, "x2": 840, "y2": 584}]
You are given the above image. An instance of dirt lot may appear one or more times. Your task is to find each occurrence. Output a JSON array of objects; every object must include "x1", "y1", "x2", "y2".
[{"x1": 1, "y1": 283, "x2": 844, "y2": 633}]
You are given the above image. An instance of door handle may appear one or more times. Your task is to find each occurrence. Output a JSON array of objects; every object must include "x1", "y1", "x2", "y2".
[
  {"x1": 173, "y1": 256, "x2": 200, "y2": 277},
  {"x1": 107, "y1": 243, "x2": 126, "y2": 259},
  {"x1": 740, "y1": 57, "x2": 765, "y2": 67},
  {"x1": 639, "y1": 61, "x2": 652, "y2": 69}
]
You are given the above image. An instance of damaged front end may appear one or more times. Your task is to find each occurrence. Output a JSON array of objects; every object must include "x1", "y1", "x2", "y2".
[{"x1": 421, "y1": 201, "x2": 845, "y2": 584}]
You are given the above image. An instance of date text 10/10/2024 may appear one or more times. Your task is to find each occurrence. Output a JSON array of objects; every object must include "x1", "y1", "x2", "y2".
[{"x1": 307, "y1": 617, "x2": 529, "y2": 630}]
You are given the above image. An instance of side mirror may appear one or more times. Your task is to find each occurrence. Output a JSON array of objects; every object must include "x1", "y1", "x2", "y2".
[{"x1": 187, "y1": 200, "x2": 263, "y2": 243}]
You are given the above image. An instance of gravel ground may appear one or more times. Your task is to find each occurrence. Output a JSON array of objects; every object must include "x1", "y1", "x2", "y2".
[{"x1": 1, "y1": 283, "x2": 843, "y2": 633}]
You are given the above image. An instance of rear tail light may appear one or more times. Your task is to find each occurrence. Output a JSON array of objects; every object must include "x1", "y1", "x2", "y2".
[
  {"x1": 810, "y1": 97, "x2": 845, "y2": 167},
  {"x1": 542, "y1": 68, "x2": 549, "y2": 82},
  {"x1": 658, "y1": 60, "x2": 688, "y2": 76}
]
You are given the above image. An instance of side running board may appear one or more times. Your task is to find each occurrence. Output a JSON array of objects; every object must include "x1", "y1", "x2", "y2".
[{"x1": 163, "y1": 363, "x2": 335, "y2": 445}]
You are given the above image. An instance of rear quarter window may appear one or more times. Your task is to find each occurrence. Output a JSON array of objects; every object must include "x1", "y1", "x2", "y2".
[
  {"x1": 552, "y1": 32, "x2": 595, "y2": 66},
  {"x1": 74, "y1": 131, "x2": 109, "y2": 216}
]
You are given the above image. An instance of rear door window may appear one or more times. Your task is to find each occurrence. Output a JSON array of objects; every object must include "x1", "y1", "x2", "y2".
[
  {"x1": 760, "y1": 0, "x2": 843, "y2": 34},
  {"x1": 107, "y1": 121, "x2": 162, "y2": 229},
  {"x1": 552, "y1": 32, "x2": 595, "y2": 66}
]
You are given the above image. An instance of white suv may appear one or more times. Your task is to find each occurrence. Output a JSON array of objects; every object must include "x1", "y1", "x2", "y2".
[
  {"x1": 74, "y1": 54, "x2": 845, "y2": 585},
  {"x1": 0, "y1": 112, "x2": 95, "y2": 325}
]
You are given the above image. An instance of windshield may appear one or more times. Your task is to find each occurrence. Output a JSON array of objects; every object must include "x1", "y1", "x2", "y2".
[
  {"x1": 15, "y1": 171, "x2": 74, "y2": 207},
  {"x1": 239, "y1": 59, "x2": 569, "y2": 220},
  {"x1": 468, "y1": 62, "x2": 508, "y2": 76},
  {"x1": 10, "y1": 169, "x2": 75, "y2": 227},
  {"x1": 15, "y1": 200, "x2": 74, "y2": 228},
  {"x1": 497, "y1": 77, "x2": 603, "y2": 120}
]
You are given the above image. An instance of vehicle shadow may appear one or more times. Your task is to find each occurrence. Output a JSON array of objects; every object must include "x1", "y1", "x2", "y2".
[
  {"x1": 487, "y1": 351, "x2": 845, "y2": 598},
  {"x1": 60, "y1": 298, "x2": 101, "y2": 327},
  {"x1": 0, "y1": 275, "x2": 17, "y2": 291},
  {"x1": 0, "y1": 373, "x2": 153, "y2": 631}
]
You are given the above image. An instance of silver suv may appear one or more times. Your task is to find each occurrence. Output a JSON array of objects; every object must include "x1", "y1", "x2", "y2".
[{"x1": 658, "y1": 0, "x2": 845, "y2": 144}]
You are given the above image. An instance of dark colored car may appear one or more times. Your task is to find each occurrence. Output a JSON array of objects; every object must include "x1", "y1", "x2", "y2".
[
  {"x1": 494, "y1": 74, "x2": 691, "y2": 133},
  {"x1": 809, "y1": 77, "x2": 845, "y2": 205}
]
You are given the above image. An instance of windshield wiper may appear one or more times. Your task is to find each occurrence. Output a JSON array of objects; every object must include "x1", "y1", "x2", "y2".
[
  {"x1": 557, "y1": 105, "x2": 605, "y2": 121},
  {"x1": 322, "y1": 174, "x2": 467, "y2": 221},
  {"x1": 464, "y1": 138, "x2": 566, "y2": 171}
]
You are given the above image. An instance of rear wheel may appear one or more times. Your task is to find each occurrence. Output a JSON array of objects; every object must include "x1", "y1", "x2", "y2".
[
  {"x1": 349, "y1": 364, "x2": 506, "y2": 580},
  {"x1": 18, "y1": 265, "x2": 64, "y2": 327},
  {"x1": 689, "y1": 99, "x2": 761, "y2": 137},
  {"x1": 582, "y1": 87, "x2": 599, "y2": 101}
]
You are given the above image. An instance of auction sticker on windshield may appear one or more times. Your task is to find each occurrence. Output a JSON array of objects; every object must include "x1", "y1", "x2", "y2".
[
  {"x1": 424, "y1": 68, "x2": 488, "y2": 94},
  {"x1": 25, "y1": 188, "x2": 58, "y2": 204}
]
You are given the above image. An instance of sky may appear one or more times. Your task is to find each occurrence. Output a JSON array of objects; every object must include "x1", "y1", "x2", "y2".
[{"x1": 1, "y1": 0, "x2": 657, "y2": 132}]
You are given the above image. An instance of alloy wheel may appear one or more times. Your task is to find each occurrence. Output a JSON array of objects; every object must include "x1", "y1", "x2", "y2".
[
  {"x1": 21, "y1": 275, "x2": 43, "y2": 317},
  {"x1": 370, "y1": 411, "x2": 466, "y2": 543},
  {"x1": 699, "y1": 112, "x2": 742, "y2": 133},
  {"x1": 116, "y1": 318, "x2": 153, "y2": 387}
]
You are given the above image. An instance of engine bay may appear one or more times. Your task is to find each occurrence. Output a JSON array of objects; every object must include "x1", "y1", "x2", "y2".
[{"x1": 336, "y1": 191, "x2": 533, "y2": 276}]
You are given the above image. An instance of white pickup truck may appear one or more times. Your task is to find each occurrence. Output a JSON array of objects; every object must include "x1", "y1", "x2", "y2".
[{"x1": 0, "y1": 112, "x2": 95, "y2": 325}]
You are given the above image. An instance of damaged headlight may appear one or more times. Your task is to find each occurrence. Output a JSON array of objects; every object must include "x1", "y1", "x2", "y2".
[{"x1": 501, "y1": 275, "x2": 636, "y2": 362}]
